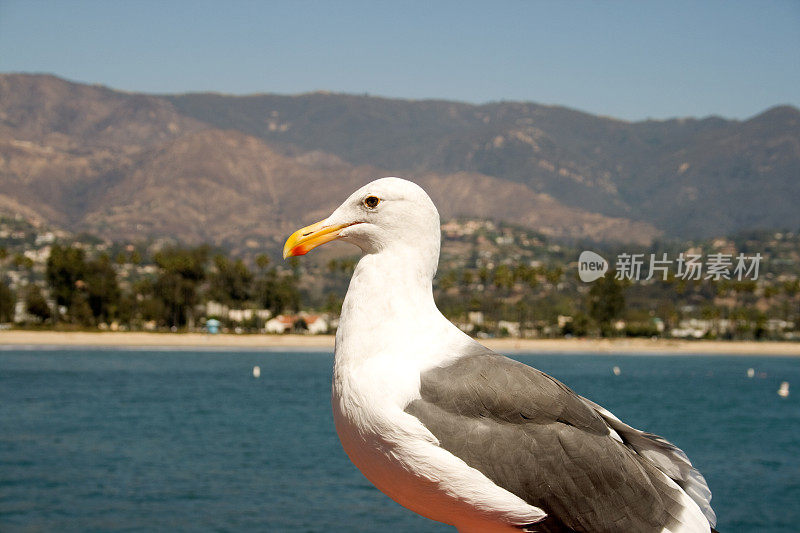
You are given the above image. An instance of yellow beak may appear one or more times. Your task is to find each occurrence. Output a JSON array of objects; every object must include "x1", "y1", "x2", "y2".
[{"x1": 283, "y1": 220, "x2": 352, "y2": 259}]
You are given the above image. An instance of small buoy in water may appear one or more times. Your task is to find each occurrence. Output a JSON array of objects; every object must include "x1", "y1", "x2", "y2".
[
  {"x1": 253, "y1": 365, "x2": 261, "y2": 378},
  {"x1": 747, "y1": 368, "x2": 755, "y2": 378},
  {"x1": 778, "y1": 381, "x2": 789, "y2": 398},
  {"x1": 612, "y1": 366, "x2": 621, "y2": 376}
]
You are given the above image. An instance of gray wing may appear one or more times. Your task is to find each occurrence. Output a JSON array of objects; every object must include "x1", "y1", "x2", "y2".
[
  {"x1": 580, "y1": 397, "x2": 716, "y2": 528},
  {"x1": 405, "y1": 348, "x2": 710, "y2": 533}
]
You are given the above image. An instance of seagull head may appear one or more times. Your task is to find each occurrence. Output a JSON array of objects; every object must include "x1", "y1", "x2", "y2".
[{"x1": 283, "y1": 177, "x2": 441, "y2": 263}]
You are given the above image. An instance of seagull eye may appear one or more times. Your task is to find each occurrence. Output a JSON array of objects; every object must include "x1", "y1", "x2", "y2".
[{"x1": 363, "y1": 196, "x2": 381, "y2": 209}]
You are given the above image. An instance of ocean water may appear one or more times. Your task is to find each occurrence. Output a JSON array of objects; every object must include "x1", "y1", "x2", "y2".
[{"x1": 1, "y1": 348, "x2": 798, "y2": 532}]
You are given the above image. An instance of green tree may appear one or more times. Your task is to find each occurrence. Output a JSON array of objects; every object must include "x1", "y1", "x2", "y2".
[
  {"x1": 570, "y1": 313, "x2": 591, "y2": 337},
  {"x1": 69, "y1": 292, "x2": 94, "y2": 327},
  {"x1": 152, "y1": 245, "x2": 210, "y2": 328},
  {"x1": 323, "y1": 292, "x2": 343, "y2": 314},
  {"x1": 545, "y1": 267, "x2": 563, "y2": 284},
  {"x1": 0, "y1": 281, "x2": 15, "y2": 322},
  {"x1": 25, "y1": 285, "x2": 51, "y2": 322},
  {"x1": 255, "y1": 254, "x2": 271, "y2": 271},
  {"x1": 439, "y1": 270, "x2": 458, "y2": 291},
  {"x1": 478, "y1": 267, "x2": 489, "y2": 285},
  {"x1": 47, "y1": 245, "x2": 120, "y2": 325},
  {"x1": 587, "y1": 275, "x2": 625, "y2": 337},
  {"x1": 138, "y1": 281, "x2": 168, "y2": 326},
  {"x1": 493, "y1": 264, "x2": 514, "y2": 290},
  {"x1": 209, "y1": 255, "x2": 253, "y2": 305},
  {"x1": 85, "y1": 254, "x2": 121, "y2": 323},
  {"x1": 255, "y1": 269, "x2": 301, "y2": 314},
  {"x1": 46, "y1": 244, "x2": 88, "y2": 308},
  {"x1": 514, "y1": 300, "x2": 531, "y2": 337},
  {"x1": 12, "y1": 253, "x2": 34, "y2": 270}
]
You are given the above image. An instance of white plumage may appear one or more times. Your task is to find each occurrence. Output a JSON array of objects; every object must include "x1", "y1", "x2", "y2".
[{"x1": 284, "y1": 177, "x2": 716, "y2": 532}]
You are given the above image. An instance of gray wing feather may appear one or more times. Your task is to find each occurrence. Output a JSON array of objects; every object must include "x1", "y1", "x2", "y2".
[
  {"x1": 581, "y1": 397, "x2": 717, "y2": 528},
  {"x1": 406, "y1": 348, "x2": 711, "y2": 533}
]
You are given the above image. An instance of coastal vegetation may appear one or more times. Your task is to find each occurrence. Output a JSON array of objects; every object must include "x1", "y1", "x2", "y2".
[{"x1": 1, "y1": 216, "x2": 798, "y2": 341}]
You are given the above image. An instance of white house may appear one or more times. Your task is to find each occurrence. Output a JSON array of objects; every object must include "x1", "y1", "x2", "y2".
[
  {"x1": 264, "y1": 313, "x2": 329, "y2": 334},
  {"x1": 265, "y1": 314, "x2": 295, "y2": 334}
]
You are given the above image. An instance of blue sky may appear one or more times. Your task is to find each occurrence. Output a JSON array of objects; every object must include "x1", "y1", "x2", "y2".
[{"x1": 1, "y1": 0, "x2": 798, "y2": 121}]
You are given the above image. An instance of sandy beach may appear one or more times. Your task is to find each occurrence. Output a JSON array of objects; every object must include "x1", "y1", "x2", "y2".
[{"x1": 1, "y1": 330, "x2": 799, "y2": 355}]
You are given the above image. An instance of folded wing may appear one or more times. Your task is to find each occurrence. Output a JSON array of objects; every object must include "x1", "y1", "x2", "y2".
[{"x1": 405, "y1": 349, "x2": 713, "y2": 532}]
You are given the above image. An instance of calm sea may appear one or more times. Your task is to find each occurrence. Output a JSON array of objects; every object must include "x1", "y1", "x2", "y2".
[{"x1": 1, "y1": 348, "x2": 798, "y2": 532}]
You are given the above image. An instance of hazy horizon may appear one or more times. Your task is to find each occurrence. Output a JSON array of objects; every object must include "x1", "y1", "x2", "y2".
[{"x1": 6, "y1": 70, "x2": 798, "y2": 123}]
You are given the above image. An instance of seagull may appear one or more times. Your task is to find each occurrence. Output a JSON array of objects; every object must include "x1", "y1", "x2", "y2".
[{"x1": 283, "y1": 177, "x2": 717, "y2": 533}]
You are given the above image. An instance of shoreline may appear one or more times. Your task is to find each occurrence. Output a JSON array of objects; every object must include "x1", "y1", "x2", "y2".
[{"x1": 1, "y1": 330, "x2": 799, "y2": 355}]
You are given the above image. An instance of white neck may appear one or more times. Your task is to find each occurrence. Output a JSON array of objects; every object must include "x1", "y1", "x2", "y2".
[{"x1": 334, "y1": 242, "x2": 457, "y2": 367}]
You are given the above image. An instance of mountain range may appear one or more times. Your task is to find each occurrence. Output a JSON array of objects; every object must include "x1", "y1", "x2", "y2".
[{"x1": 1, "y1": 73, "x2": 798, "y2": 253}]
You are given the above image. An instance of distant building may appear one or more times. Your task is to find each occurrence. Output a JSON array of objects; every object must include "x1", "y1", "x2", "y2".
[
  {"x1": 455, "y1": 321, "x2": 474, "y2": 333},
  {"x1": 265, "y1": 315, "x2": 295, "y2": 334},
  {"x1": 13, "y1": 300, "x2": 28, "y2": 323},
  {"x1": 34, "y1": 232, "x2": 55, "y2": 245},
  {"x1": 205, "y1": 301, "x2": 272, "y2": 323},
  {"x1": 24, "y1": 245, "x2": 51, "y2": 262},
  {"x1": 497, "y1": 320, "x2": 521, "y2": 337},
  {"x1": 467, "y1": 311, "x2": 484, "y2": 326},
  {"x1": 671, "y1": 318, "x2": 711, "y2": 338},
  {"x1": 206, "y1": 301, "x2": 227, "y2": 318},
  {"x1": 303, "y1": 314, "x2": 329, "y2": 334},
  {"x1": 265, "y1": 313, "x2": 329, "y2": 334}
]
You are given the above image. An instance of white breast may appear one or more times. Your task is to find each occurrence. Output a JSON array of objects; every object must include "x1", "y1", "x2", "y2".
[
  {"x1": 331, "y1": 345, "x2": 547, "y2": 532},
  {"x1": 329, "y1": 245, "x2": 547, "y2": 531}
]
